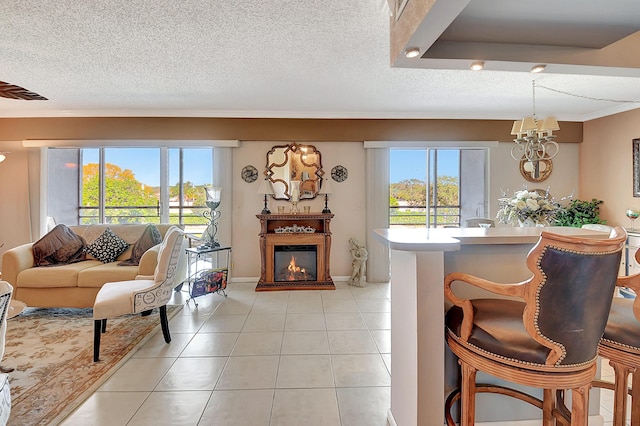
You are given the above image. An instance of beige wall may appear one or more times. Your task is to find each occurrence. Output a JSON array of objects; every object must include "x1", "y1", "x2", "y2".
[
  {"x1": 232, "y1": 141, "x2": 365, "y2": 279},
  {"x1": 581, "y1": 108, "x2": 640, "y2": 227},
  {"x1": 0, "y1": 117, "x2": 585, "y2": 277}
]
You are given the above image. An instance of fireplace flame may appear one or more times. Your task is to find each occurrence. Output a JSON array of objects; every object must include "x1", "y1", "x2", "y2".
[{"x1": 285, "y1": 255, "x2": 307, "y2": 281}]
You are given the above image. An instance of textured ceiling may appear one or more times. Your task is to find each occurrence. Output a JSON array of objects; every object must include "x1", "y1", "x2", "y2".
[{"x1": 0, "y1": 0, "x2": 639, "y2": 121}]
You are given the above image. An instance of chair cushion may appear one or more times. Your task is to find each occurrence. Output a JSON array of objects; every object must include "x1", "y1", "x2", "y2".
[
  {"x1": 602, "y1": 297, "x2": 640, "y2": 352},
  {"x1": 17, "y1": 261, "x2": 102, "y2": 288},
  {"x1": 77, "y1": 263, "x2": 139, "y2": 288},
  {"x1": 93, "y1": 279, "x2": 155, "y2": 319},
  {"x1": 85, "y1": 228, "x2": 129, "y2": 263},
  {"x1": 446, "y1": 299, "x2": 551, "y2": 366}
]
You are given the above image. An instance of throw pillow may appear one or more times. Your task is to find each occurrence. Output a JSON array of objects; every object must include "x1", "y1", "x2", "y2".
[
  {"x1": 118, "y1": 224, "x2": 162, "y2": 266},
  {"x1": 32, "y1": 224, "x2": 87, "y2": 266},
  {"x1": 85, "y1": 227, "x2": 130, "y2": 263}
]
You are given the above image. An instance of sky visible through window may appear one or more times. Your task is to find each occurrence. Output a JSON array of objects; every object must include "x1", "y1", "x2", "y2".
[
  {"x1": 390, "y1": 149, "x2": 459, "y2": 183},
  {"x1": 82, "y1": 148, "x2": 213, "y2": 186}
]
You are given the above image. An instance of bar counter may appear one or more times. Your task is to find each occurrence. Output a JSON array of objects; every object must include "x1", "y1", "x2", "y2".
[{"x1": 374, "y1": 226, "x2": 610, "y2": 426}]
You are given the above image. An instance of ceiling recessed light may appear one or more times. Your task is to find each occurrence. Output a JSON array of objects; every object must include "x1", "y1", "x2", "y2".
[
  {"x1": 530, "y1": 64, "x2": 546, "y2": 73},
  {"x1": 470, "y1": 61, "x2": 485, "y2": 71},
  {"x1": 404, "y1": 47, "x2": 420, "y2": 59}
]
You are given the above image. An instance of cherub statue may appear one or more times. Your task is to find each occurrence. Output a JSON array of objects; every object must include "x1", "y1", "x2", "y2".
[{"x1": 348, "y1": 238, "x2": 368, "y2": 287}]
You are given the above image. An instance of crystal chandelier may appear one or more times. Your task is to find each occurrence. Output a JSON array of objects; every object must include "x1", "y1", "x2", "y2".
[{"x1": 510, "y1": 80, "x2": 559, "y2": 162}]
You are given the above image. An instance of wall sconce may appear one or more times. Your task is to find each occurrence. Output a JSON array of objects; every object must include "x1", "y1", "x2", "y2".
[
  {"x1": 319, "y1": 178, "x2": 333, "y2": 214},
  {"x1": 0, "y1": 152, "x2": 8, "y2": 163},
  {"x1": 257, "y1": 178, "x2": 275, "y2": 214}
]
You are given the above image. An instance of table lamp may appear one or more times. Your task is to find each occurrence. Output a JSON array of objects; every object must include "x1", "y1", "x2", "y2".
[
  {"x1": 319, "y1": 178, "x2": 333, "y2": 213},
  {"x1": 257, "y1": 178, "x2": 275, "y2": 214}
]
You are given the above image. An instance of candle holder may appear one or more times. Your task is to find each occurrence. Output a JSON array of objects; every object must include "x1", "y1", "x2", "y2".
[
  {"x1": 201, "y1": 186, "x2": 221, "y2": 248},
  {"x1": 290, "y1": 180, "x2": 300, "y2": 214}
]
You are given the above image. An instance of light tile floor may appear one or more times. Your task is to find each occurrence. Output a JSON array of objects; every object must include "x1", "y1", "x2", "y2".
[
  {"x1": 60, "y1": 279, "x2": 630, "y2": 426},
  {"x1": 61, "y1": 281, "x2": 391, "y2": 426}
]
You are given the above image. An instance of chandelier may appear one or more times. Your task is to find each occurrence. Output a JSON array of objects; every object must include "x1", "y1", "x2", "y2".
[{"x1": 510, "y1": 80, "x2": 559, "y2": 162}]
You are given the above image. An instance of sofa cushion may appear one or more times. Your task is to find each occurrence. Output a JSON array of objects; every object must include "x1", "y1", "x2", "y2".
[
  {"x1": 77, "y1": 263, "x2": 139, "y2": 288},
  {"x1": 119, "y1": 224, "x2": 162, "y2": 266},
  {"x1": 32, "y1": 224, "x2": 86, "y2": 266},
  {"x1": 85, "y1": 228, "x2": 129, "y2": 263},
  {"x1": 17, "y1": 261, "x2": 102, "y2": 288}
]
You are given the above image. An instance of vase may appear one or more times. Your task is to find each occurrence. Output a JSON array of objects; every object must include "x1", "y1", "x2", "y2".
[{"x1": 518, "y1": 218, "x2": 538, "y2": 227}]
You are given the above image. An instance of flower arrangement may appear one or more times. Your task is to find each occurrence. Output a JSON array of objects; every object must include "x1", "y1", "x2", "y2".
[{"x1": 496, "y1": 189, "x2": 563, "y2": 226}]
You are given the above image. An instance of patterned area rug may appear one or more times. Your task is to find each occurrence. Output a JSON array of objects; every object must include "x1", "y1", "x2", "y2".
[{"x1": 4, "y1": 305, "x2": 182, "y2": 426}]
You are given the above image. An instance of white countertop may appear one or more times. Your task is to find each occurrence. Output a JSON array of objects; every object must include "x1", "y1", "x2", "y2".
[{"x1": 374, "y1": 226, "x2": 611, "y2": 251}]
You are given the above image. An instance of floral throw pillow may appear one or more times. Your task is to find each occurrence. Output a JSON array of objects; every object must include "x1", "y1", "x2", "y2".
[{"x1": 85, "y1": 227, "x2": 130, "y2": 263}]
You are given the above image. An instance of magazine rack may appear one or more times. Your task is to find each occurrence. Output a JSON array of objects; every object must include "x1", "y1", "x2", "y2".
[{"x1": 185, "y1": 245, "x2": 231, "y2": 306}]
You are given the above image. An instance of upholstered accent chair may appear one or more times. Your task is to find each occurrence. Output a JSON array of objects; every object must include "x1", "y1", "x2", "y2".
[
  {"x1": 444, "y1": 227, "x2": 626, "y2": 426},
  {"x1": 0, "y1": 281, "x2": 13, "y2": 424},
  {"x1": 93, "y1": 226, "x2": 184, "y2": 362},
  {"x1": 593, "y1": 248, "x2": 640, "y2": 426}
]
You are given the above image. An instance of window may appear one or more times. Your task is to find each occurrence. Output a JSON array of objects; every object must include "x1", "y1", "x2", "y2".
[
  {"x1": 390, "y1": 148, "x2": 487, "y2": 228},
  {"x1": 47, "y1": 147, "x2": 214, "y2": 233}
]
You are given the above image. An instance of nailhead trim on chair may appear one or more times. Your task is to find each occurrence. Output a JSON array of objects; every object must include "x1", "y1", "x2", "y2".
[
  {"x1": 446, "y1": 329, "x2": 597, "y2": 370},
  {"x1": 532, "y1": 245, "x2": 622, "y2": 366},
  {"x1": 601, "y1": 337, "x2": 640, "y2": 352}
]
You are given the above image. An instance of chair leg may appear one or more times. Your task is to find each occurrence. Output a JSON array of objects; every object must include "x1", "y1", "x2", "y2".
[
  {"x1": 141, "y1": 309, "x2": 152, "y2": 317},
  {"x1": 93, "y1": 320, "x2": 101, "y2": 362},
  {"x1": 101, "y1": 318, "x2": 107, "y2": 333},
  {"x1": 611, "y1": 360, "x2": 632, "y2": 426},
  {"x1": 159, "y1": 305, "x2": 171, "y2": 343},
  {"x1": 631, "y1": 368, "x2": 640, "y2": 426},
  {"x1": 570, "y1": 384, "x2": 590, "y2": 426},
  {"x1": 542, "y1": 389, "x2": 555, "y2": 426},
  {"x1": 460, "y1": 361, "x2": 477, "y2": 426}
]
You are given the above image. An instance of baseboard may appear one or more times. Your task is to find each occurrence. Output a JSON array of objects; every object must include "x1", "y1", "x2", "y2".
[{"x1": 385, "y1": 410, "x2": 603, "y2": 426}]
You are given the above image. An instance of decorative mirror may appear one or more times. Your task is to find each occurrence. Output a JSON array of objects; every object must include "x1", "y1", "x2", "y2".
[
  {"x1": 266, "y1": 143, "x2": 324, "y2": 200},
  {"x1": 519, "y1": 157, "x2": 552, "y2": 183}
]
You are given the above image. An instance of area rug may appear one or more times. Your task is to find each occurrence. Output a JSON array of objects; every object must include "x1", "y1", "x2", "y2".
[{"x1": 4, "y1": 305, "x2": 182, "y2": 426}]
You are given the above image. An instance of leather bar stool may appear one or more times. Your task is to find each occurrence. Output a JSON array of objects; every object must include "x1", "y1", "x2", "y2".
[
  {"x1": 593, "y1": 249, "x2": 640, "y2": 426},
  {"x1": 444, "y1": 227, "x2": 626, "y2": 426}
]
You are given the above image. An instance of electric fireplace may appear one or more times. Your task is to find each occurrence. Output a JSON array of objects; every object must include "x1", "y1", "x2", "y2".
[
  {"x1": 256, "y1": 212, "x2": 334, "y2": 291},
  {"x1": 274, "y1": 245, "x2": 317, "y2": 282}
]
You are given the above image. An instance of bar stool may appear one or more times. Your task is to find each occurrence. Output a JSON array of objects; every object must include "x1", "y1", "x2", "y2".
[
  {"x1": 593, "y1": 248, "x2": 640, "y2": 426},
  {"x1": 444, "y1": 227, "x2": 626, "y2": 426}
]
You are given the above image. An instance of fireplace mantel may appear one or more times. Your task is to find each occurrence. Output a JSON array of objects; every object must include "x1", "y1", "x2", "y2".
[{"x1": 256, "y1": 213, "x2": 335, "y2": 291}]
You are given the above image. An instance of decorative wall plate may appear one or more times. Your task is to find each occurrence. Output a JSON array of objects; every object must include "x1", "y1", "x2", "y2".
[
  {"x1": 331, "y1": 165, "x2": 348, "y2": 182},
  {"x1": 241, "y1": 165, "x2": 259, "y2": 183}
]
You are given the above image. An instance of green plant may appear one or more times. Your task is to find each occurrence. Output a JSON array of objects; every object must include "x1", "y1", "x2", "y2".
[{"x1": 554, "y1": 198, "x2": 605, "y2": 227}]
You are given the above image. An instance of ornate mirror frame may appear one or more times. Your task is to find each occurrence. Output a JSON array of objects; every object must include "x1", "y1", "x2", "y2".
[
  {"x1": 519, "y1": 157, "x2": 553, "y2": 183},
  {"x1": 266, "y1": 142, "x2": 324, "y2": 200}
]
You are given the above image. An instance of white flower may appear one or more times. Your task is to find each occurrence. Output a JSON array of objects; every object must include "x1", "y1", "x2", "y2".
[
  {"x1": 496, "y1": 188, "x2": 563, "y2": 226},
  {"x1": 526, "y1": 198, "x2": 540, "y2": 211}
]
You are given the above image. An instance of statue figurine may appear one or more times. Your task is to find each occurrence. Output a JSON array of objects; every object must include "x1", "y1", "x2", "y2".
[{"x1": 348, "y1": 237, "x2": 368, "y2": 287}]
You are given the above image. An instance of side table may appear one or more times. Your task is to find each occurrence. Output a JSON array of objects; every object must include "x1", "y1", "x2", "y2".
[{"x1": 185, "y1": 245, "x2": 232, "y2": 306}]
